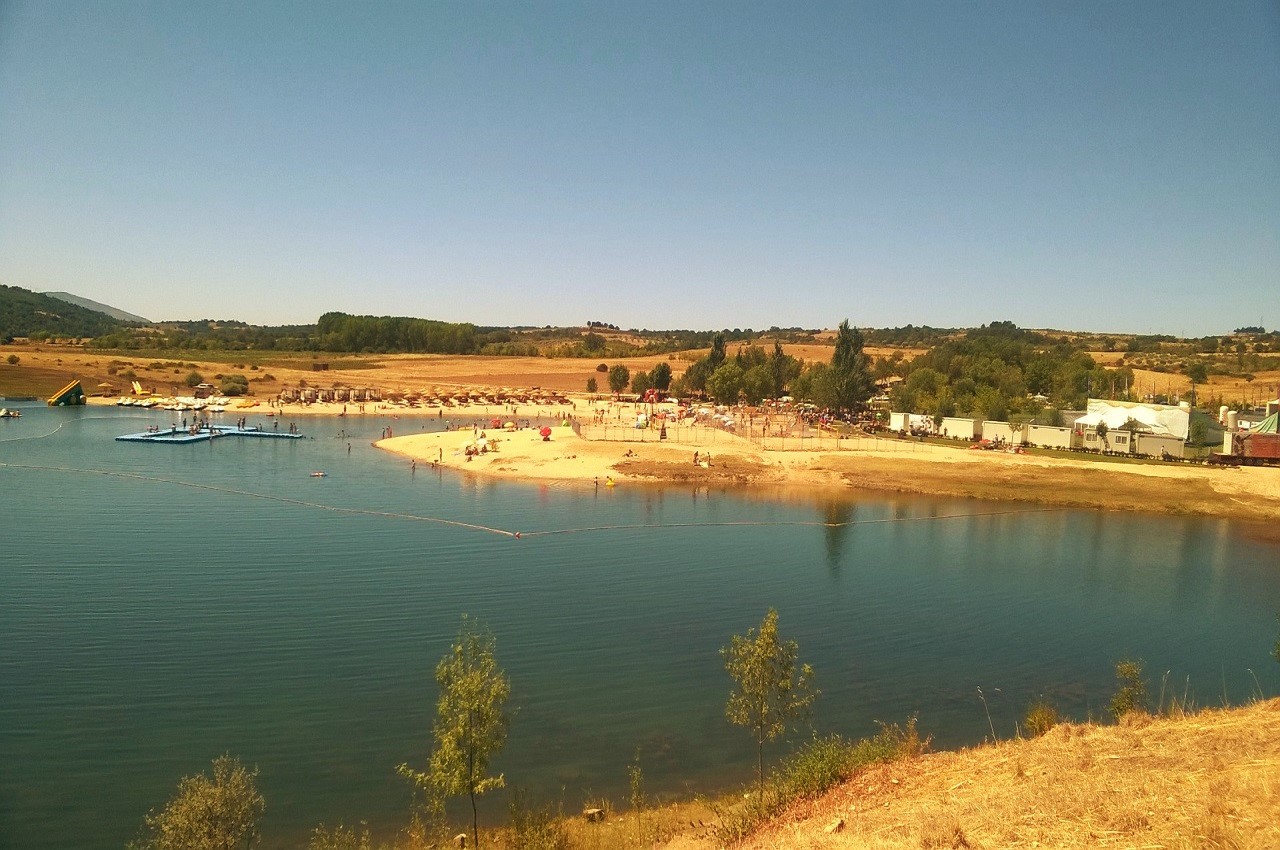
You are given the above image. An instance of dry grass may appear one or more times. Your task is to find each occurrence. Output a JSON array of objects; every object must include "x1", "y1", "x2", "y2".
[{"x1": 730, "y1": 699, "x2": 1280, "y2": 850}]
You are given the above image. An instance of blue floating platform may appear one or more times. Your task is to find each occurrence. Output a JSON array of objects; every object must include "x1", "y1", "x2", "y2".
[{"x1": 116, "y1": 424, "x2": 304, "y2": 444}]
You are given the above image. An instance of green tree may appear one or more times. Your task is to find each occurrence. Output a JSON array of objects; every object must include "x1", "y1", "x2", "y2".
[
  {"x1": 399, "y1": 616, "x2": 511, "y2": 850},
  {"x1": 705, "y1": 362, "x2": 745, "y2": 403},
  {"x1": 631, "y1": 371, "x2": 653, "y2": 396},
  {"x1": 708, "y1": 333, "x2": 727, "y2": 370},
  {"x1": 721, "y1": 608, "x2": 818, "y2": 798},
  {"x1": 185, "y1": 370, "x2": 204, "y2": 388},
  {"x1": 650, "y1": 361, "x2": 673, "y2": 392},
  {"x1": 827, "y1": 320, "x2": 874, "y2": 411},
  {"x1": 608, "y1": 364, "x2": 631, "y2": 394},
  {"x1": 581, "y1": 332, "x2": 606, "y2": 353},
  {"x1": 1109, "y1": 658, "x2": 1148, "y2": 720},
  {"x1": 585, "y1": 376, "x2": 598, "y2": 394},
  {"x1": 132, "y1": 754, "x2": 265, "y2": 850}
]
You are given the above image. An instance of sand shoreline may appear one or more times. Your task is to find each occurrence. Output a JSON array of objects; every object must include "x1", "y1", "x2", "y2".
[
  {"x1": 373, "y1": 418, "x2": 1280, "y2": 527},
  {"x1": 85, "y1": 396, "x2": 1280, "y2": 525}
]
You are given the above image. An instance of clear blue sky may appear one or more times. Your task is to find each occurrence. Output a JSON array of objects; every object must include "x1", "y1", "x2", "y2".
[{"x1": 1, "y1": 2, "x2": 1276, "y2": 335}]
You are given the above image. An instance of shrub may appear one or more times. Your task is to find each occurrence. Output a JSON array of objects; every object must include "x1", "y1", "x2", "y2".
[
  {"x1": 1110, "y1": 658, "x2": 1148, "y2": 720},
  {"x1": 308, "y1": 822, "x2": 373, "y2": 850},
  {"x1": 713, "y1": 718, "x2": 927, "y2": 845},
  {"x1": 185, "y1": 371, "x2": 204, "y2": 388},
  {"x1": 506, "y1": 789, "x2": 568, "y2": 850},
  {"x1": 221, "y1": 374, "x2": 250, "y2": 396},
  {"x1": 6, "y1": 354, "x2": 18, "y2": 365},
  {"x1": 596, "y1": 362, "x2": 608, "y2": 373},
  {"x1": 1024, "y1": 698, "x2": 1060, "y2": 736}
]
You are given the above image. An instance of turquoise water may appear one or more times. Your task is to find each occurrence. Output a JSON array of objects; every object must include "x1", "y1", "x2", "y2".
[{"x1": 2, "y1": 404, "x2": 1278, "y2": 848}]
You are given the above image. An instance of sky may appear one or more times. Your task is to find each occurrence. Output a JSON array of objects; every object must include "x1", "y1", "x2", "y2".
[{"x1": 0, "y1": 2, "x2": 1276, "y2": 336}]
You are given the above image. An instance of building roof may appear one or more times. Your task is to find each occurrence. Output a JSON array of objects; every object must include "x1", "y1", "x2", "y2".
[
  {"x1": 1251, "y1": 412, "x2": 1279, "y2": 434},
  {"x1": 1075, "y1": 399, "x2": 1190, "y2": 440}
]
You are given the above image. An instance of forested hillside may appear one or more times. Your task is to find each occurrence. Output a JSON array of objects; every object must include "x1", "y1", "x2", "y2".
[{"x1": 0, "y1": 285, "x2": 128, "y2": 340}]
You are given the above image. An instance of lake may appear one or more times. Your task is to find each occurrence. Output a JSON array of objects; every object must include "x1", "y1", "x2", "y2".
[{"x1": 2, "y1": 403, "x2": 1277, "y2": 848}]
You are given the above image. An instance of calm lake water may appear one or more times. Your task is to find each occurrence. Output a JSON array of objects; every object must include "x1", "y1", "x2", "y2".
[{"x1": 2, "y1": 404, "x2": 1278, "y2": 848}]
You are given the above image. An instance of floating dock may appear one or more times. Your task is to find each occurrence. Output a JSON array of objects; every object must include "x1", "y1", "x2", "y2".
[{"x1": 115, "y1": 424, "x2": 304, "y2": 444}]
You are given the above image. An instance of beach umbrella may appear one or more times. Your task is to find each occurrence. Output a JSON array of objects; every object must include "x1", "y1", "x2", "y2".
[{"x1": 539, "y1": 426, "x2": 552, "y2": 438}]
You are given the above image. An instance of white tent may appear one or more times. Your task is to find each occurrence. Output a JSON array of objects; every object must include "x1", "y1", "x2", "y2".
[{"x1": 1074, "y1": 399, "x2": 1189, "y2": 440}]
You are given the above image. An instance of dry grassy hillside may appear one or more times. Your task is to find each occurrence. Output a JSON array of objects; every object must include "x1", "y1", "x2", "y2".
[{"x1": 718, "y1": 699, "x2": 1280, "y2": 850}]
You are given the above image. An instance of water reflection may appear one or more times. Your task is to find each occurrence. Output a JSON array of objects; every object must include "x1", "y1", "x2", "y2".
[{"x1": 818, "y1": 498, "x2": 856, "y2": 577}]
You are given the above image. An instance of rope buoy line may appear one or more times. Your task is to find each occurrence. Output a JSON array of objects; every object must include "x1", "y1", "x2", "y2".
[
  {"x1": 0, "y1": 462, "x2": 518, "y2": 537},
  {"x1": 0, "y1": 415, "x2": 155, "y2": 443},
  {"x1": 0, "y1": 459, "x2": 1061, "y2": 539}
]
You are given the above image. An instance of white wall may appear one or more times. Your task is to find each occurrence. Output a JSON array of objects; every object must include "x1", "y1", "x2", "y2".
[
  {"x1": 981, "y1": 421, "x2": 1027, "y2": 445},
  {"x1": 940, "y1": 417, "x2": 981, "y2": 440},
  {"x1": 1026, "y1": 424, "x2": 1074, "y2": 449}
]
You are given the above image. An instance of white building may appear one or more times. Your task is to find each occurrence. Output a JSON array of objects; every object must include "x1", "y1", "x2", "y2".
[
  {"x1": 1025, "y1": 424, "x2": 1075, "y2": 450},
  {"x1": 939, "y1": 416, "x2": 982, "y2": 440},
  {"x1": 889, "y1": 412, "x2": 932, "y2": 432},
  {"x1": 982, "y1": 421, "x2": 1027, "y2": 445}
]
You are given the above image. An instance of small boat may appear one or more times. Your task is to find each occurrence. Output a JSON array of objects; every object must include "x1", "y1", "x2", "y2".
[
  {"x1": 0, "y1": 408, "x2": 21, "y2": 418},
  {"x1": 310, "y1": 471, "x2": 328, "y2": 478}
]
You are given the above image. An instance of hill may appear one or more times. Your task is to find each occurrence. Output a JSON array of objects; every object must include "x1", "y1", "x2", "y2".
[
  {"x1": 0, "y1": 284, "x2": 128, "y2": 340},
  {"x1": 712, "y1": 699, "x2": 1280, "y2": 850},
  {"x1": 42, "y1": 290, "x2": 149, "y2": 323}
]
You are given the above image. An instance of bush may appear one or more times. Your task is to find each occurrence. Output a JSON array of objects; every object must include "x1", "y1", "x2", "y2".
[
  {"x1": 131, "y1": 755, "x2": 264, "y2": 850},
  {"x1": 6, "y1": 354, "x2": 17, "y2": 365},
  {"x1": 221, "y1": 374, "x2": 250, "y2": 396},
  {"x1": 1024, "y1": 698, "x2": 1060, "y2": 736},
  {"x1": 713, "y1": 718, "x2": 927, "y2": 845},
  {"x1": 185, "y1": 371, "x2": 203, "y2": 388},
  {"x1": 506, "y1": 789, "x2": 568, "y2": 850},
  {"x1": 596, "y1": 362, "x2": 609, "y2": 373},
  {"x1": 1110, "y1": 658, "x2": 1148, "y2": 720},
  {"x1": 308, "y1": 822, "x2": 373, "y2": 850}
]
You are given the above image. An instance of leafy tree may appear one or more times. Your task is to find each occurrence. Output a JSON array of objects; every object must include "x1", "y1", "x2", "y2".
[
  {"x1": 708, "y1": 333, "x2": 727, "y2": 370},
  {"x1": 608, "y1": 364, "x2": 631, "y2": 394},
  {"x1": 721, "y1": 608, "x2": 818, "y2": 798},
  {"x1": 768, "y1": 342, "x2": 800, "y2": 397},
  {"x1": 1185, "y1": 359, "x2": 1209, "y2": 385},
  {"x1": 581, "y1": 332, "x2": 606, "y2": 353},
  {"x1": 585, "y1": 376, "x2": 598, "y2": 394},
  {"x1": 399, "y1": 616, "x2": 510, "y2": 850},
  {"x1": 185, "y1": 370, "x2": 204, "y2": 388},
  {"x1": 131, "y1": 754, "x2": 265, "y2": 850},
  {"x1": 740, "y1": 364, "x2": 773, "y2": 405},
  {"x1": 827, "y1": 319, "x2": 874, "y2": 411},
  {"x1": 705, "y1": 362, "x2": 744, "y2": 403},
  {"x1": 650, "y1": 361, "x2": 673, "y2": 392},
  {"x1": 1109, "y1": 658, "x2": 1148, "y2": 720},
  {"x1": 631, "y1": 371, "x2": 652, "y2": 396}
]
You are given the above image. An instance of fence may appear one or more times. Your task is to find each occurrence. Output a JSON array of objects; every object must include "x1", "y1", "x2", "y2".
[{"x1": 573, "y1": 416, "x2": 948, "y2": 455}]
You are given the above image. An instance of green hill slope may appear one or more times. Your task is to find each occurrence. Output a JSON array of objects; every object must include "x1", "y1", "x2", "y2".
[{"x1": 0, "y1": 285, "x2": 130, "y2": 340}]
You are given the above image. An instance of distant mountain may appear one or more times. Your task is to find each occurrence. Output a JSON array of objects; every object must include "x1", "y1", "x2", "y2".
[
  {"x1": 0, "y1": 285, "x2": 130, "y2": 340},
  {"x1": 42, "y1": 291, "x2": 150, "y2": 323}
]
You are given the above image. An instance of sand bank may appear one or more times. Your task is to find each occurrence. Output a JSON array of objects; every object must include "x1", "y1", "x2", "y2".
[{"x1": 377, "y1": 424, "x2": 1280, "y2": 525}]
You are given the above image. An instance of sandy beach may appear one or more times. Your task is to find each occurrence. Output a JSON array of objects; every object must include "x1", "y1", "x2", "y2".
[{"x1": 374, "y1": 414, "x2": 1280, "y2": 526}]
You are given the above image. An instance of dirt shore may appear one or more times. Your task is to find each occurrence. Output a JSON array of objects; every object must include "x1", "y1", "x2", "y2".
[{"x1": 375, "y1": 417, "x2": 1280, "y2": 526}]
